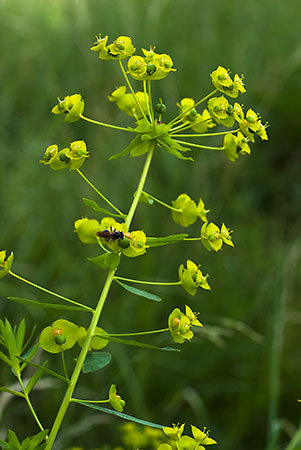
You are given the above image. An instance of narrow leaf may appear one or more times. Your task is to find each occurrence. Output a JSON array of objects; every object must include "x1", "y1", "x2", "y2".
[
  {"x1": 17, "y1": 357, "x2": 69, "y2": 384},
  {"x1": 75, "y1": 401, "x2": 165, "y2": 428},
  {"x1": 88, "y1": 253, "x2": 120, "y2": 270},
  {"x1": 83, "y1": 352, "x2": 112, "y2": 374},
  {"x1": 130, "y1": 139, "x2": 152, "y2": 157},
  {"x1": 146, "y1": 234, "x2": 188, "y2": 247},
  {"x1": 15, "y1": 319, "x2": 26, "y2": 354},
  {"x1": 95, "y1": 334, "x2": 180, "y2": 352},
  {"x1": 109, "y1": 135, "x2": 141, "y2": 160},
  {"x1": 116, "y1": 280, "x2": 161, "y2": 302},
  {"x1": 25, "y1": 362, "x2": 47, "y2": 395},
  {"x1": 82, "y1": 198, "x2": 126, "y2": 218},
  {"x1": 0, "y1": 386, "x2": 24, "y2": 398},
  {"x1": 8, "y1": 297, "x2": 88, "y2": 312},
  {"x1": 0, "y1": 350, "x2": 12, "y2": 367},
  {"x1": 21, "y1": 429, "x2": 48, "y2": 449}
]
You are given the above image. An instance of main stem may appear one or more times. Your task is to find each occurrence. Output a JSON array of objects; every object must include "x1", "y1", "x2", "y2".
[{"x1": 45, "y1": 147, "x2": 155, "y2": 449}]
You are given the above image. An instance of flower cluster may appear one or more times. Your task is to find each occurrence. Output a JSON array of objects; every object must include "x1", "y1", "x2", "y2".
[
  {"x1": 179, "y1": 260, "x2": 211, "y2": 295},
  {"x1": 168, "y1": 305, "x2": 203, "y2": 344},
  {"x1": 108, "y1": 86, "x2": 149, "y2": 119},
  {"x1": 74, "y1": 217, "x2": 148, "y2": 258},
  {"x1": 91, "y1": 34, "x2": 136, "y2": 60},
  {"x1": 128, "y1": 47, "x2": 175, "y2": 81},
  {"x1": 211, "y1": 66, "x2": 245, "y2": 98},
  {"x1": 41, "y1": 140, "x2": 89, "y2": 171},
  {"x1": 51, "y1": 94, "x2": 84, "y2": 122},
  {"x1": 172, "y1": 194, "x2": 208, "y2": 227},
  {"x1": 0, "y1": 250, "x2": 13, "y2": 279},
  {"x1": 162, "y1": 423, "x2": 217, "y2": 450},
  {"x1": 201, "y1": 222, "x2": 234, "y2": 252},
  {"x1": 177, "y1": 98, "x2": 215, "y2": 133}
]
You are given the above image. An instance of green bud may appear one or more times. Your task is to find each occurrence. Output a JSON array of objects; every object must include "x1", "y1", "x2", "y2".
[
  {"x1": 189, "y1": 109, "x2": 197, "y2": 118},
  {"x1": 118, "y1": 44, "x2": 125, "y2": 50},
  {"x1": 131, "y1": 64, "x2": 138, "y2": 71},
  {"x1": 58, "y1": 101, "x2": 65, "y2": 111},
  {"x1": 55, "y1": 334, "x2": 66, "y2": 345},
  {"x1": 59, "y1": 152, "x2": 70, "y2": 163},
  {"x1": 227, "y1": 104, "x2": 234, "y2": 115},
  {"x1": 164, "y1": 61, "x2": 171, "y2": 68},
  {"x1": 155, "y1": 103, "x2": 167, "y2": 114},
  {"x1": 118, "y1": 238, "x2": 130, "y2": 249},
  {"x1": 146, "y1": 64, "x2": 157, "y2": 75}
]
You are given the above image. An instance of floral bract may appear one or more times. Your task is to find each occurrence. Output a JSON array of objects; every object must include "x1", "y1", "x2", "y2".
[
  {"x1": 0, "y1": 250, "x2": 13, "y2": 279},
  {"x1": 201, "y1": 222, "x2": 234, "y2": 252},
  {"x1": 51, "y1": 94, "x2": 84, "y2": 122},
  {"x1": 41, "y1": 141, "x2": 89, "y2": 171},
  {"x1": 74, "y1": 218, "x2": 100, "y2": 244},
  {"x1": 108, "y1": 86, "x2": 149, "y2": 119},
  {"x1": 91, "y1": 34, "x2": 135, "y2": 60},
  {"x1": 109, "y1": 384, "x2": 125, "y2": 412},
  {"x1": 172, "y1": 194, "x2": 208, "y2": 227},
  {"x1": 179, "y1": 260, "x2": 210, "y2": 295},
  {"x1": 77, "y1": 326, "x2": 109, "y2": 351},
  {"x1": 211, "y1": 66, "x2": 245, "y2": 98},
  {"x1": 40, "y1": 319, "x2": 79, "y2": 354},
  {"x1": 127, "y1": 46, "x2": 175, "y2": 81}
]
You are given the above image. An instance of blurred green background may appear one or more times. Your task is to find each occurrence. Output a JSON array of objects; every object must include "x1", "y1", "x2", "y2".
[{"x1": 0, "y1": 0, "x2": 300, "y2": 449}]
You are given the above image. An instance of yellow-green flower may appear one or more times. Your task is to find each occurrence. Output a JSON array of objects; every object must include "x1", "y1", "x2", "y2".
[
  {"x1": 91, "y1": 34, "x2": 135, "y2": 60},
  {"x1": 163, "y1": 423, "x2": 185, "y2": 440},
  {"x1": 177, "y1": 436, "x2": 198, "y2": 450},
  {"x1": 41, "y1": 144, "x2": 71, "y2": 170},
  {"x1": 172, "y1": 194, "x2": 199, "y2": 227},
  {"x1": 191, "y1": 425, "x2": 217, "y2": 446},
  {"x1": 201, "y1": 222, "x2": 234, "y2": 251},
  {"x1": 128, "y1": 48, "x2": 175, "y2": 81},
  {"x1": 233, "y1": 103, "x2": 268, "y2": 141},
  {"x1": 108, "y1": 86, "x2": 149, "y2": 119},
  {"x1": 0, "y1": 250, "x2": 13, "y2": 279},
  {"x1": 191, "y1": 109, "x2": 215, "y2": 133},
  {"x1": 74, "y1": 218, "x2": 100, "y2": 244},
  {"x1": 40, "y1": 319, "x2": 79, "y2": 354},
  {"x1": 185, "y1": 305, "x2": 203, "y2": 327},
  {"x1": 65, "y1": 140, "x2": 89, "y2": 171},
  {"x1": 223, "y1": 132, "x2": 251, "y2": 162},
  {"x1": 127, "y1": 55, "x2": 148, "y2": 80},
  {"x1": 109, "y1": 384, "x2": 125, "y2": 412},
  {"x1": 208, "y1": 96, "x2": 235, "y2": 127},
  {"x1": 168, "y1": 308, "x2": 194, "y2": 344},
  {"x1": 211, "y1": 66, "x2": 245, "y2": 98},
  {"x1": 178, "y1": 98, "x2": 198, "y2": 123},
  {"x1": 77, "y1": 326, "x2": 109, "y2": 351},
  {"x1": 179, "y1": 260, "x2": 210, "y2": 295},
  {"x1": 51, "y1": 94, "x2": 84, "y2": 122}
]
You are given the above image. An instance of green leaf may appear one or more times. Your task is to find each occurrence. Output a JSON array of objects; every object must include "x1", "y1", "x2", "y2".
[
  {"x1": 0, "y1": 349, "x2": 12, "y2": 367},
  {"x1": 82, "y1": 198, "x2": 126, "y2": 218},
  {"x1": 137, "y1": 191, "x2": 154, "y2": 205},
  {"x1": 17, "y1": 357, "x2": 70, "y2": 384},
  {"x1": 109, "y1": 135, "x2": 141, "y2": 160},
  {"x1": 88, "y1": 253, "x2": 120, "y2": 270},
  {"x1": 146, "y1": 234, "x2": 189, "y2": 247},
  {"x1": 83, "y1": 352, "x2": 112, "y2": 374},
  {"x1": 0, "y1": 441, "x2": 11, "y2": 449},
  {"x1": 20, "y1": 429, "x2": 48, "y2": 449},
  {"x1": 75, "y1": 401, "x2": 165, "y2": 428},
  {"x1": 0, "y1": 386, "x2": 24, "y2": 398},
  {"x1": 95, "y1": 334, "x2": 180, "y2": 352},
  {"x1": 25, "y1": 362, "x2": 47, "y2": 395},
  {"x1": 116, "y1": 280, "x2": 161, "y2": 302},
  {"x1": 157, "y1": 137, "x2": 193, "y2": 161},
  {"x1": 8, "y1": 429, "x2": 20, "y2": 447},
  {"x1": 15, "y1": 319, "x2": 26, "y2": 354},
  {"x1": 130, "y1": 139, "x2": 152, "y2": 157},
  {"x1": 7, "y1": 297, "x2": 88, "y2": 312}
]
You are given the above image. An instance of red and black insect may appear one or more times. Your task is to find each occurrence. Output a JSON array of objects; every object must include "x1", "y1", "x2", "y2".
[{"x1": 96, "y1": 226, "x2": 125, "y2": 242}]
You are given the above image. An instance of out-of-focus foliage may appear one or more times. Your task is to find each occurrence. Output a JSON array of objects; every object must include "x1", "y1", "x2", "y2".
[{"x1": 0, "y1": 0, "x2": 300, "y2": 449}]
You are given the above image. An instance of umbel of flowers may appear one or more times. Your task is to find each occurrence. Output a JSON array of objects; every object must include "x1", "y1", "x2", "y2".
[{"x1": 0, "y1": 33, "x2": 268, "y2": 449}]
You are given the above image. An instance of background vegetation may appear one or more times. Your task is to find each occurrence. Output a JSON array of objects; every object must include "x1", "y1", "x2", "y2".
[{"x1": 0, "y1": 0, "x2": 300, "y2": 449}]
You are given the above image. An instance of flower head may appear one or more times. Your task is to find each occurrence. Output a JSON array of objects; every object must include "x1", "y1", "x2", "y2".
[
  {"x1": 91, "y1": 34, "x2": 135, "y2": 60},
  {"x1": 201, "y1": 222, "x2": 234, "y2": 251},
  {"x1": 128, "y1": 48, "x2": 175, "y2": 81},
  {"x1": 168, "y1": 308, "x2": 193, "y2": 344},
  {"x1": 40, "y1": 319, "x2": 79, "y2": 354},
  {"x1": 51, "y1": 94, "x2": 84, "y2": 122},
  {"x1": 208, "y1": 96, "x2": 235, "y2": 127},
  {"x1": 172, "y1": 194, "x2": 208, "y2": 227},
  {"x1": 179, "y1": 260, "x2": 210, "y2": 295},
  {"x1": 211, "y1": 66, "x2": 245, "y2": 98},
  {"x1": 0, "y1": 250, "x2": 13, "y2": 279},
  {"x1": 163, "y1": 423, "x2": 185, "y2": 440},
  {"x1": 191, "y1": 425, "x2": 217, "y2": 446}
]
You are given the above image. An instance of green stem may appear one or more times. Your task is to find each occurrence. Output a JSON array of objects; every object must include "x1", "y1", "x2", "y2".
[
  {"x1": 9, "y1": 271, "x2": 93, "y2": 313},
  {"x1": 173, "y1": 139, "x2": 224, "y2": 151},
  {"x1": 45, "y1": 132, "x2": 157, "y2": 449},
  {"x1": 17, "y1": 374, "x2": 46, "y2": 434},
  {"x1": 184, "y1": 237, "x2": 202, "y2": 241},
  {"x1": 96, "y1": 237, "x2": 110, "y2": 253},
  {"x1": 142, "y1": 191, "x2": 181, "y2": 212},
  {"x1": 114, "y1": 276, "x2": 180, "y2": 286},
  {"x1": 80, "y1": 114, "x2": 129, "y2": 132},
  {"x1": 45, "y1": 269, "x2": 116, "y2": 450},
  {"x1": 61, "y1": 351, "x2": 69, "y2": 381},
  {"x1": 147, "y1": 79, "x2": 154, "y2": 123},
  {"x1": 174, "y1": 128, "x2": 240, "y2": 138},
  {"x1": 76, "y1": 169, "x2": 124, "y2": 215},
  {"x1": 285, "y1": 427, "x2": 301, "y2": 450},
  {"x1": 168, "y1": 89, "x2": 217, "y2": 126},
  {"x1": 125, "y1": 145, "x2": 155, "y2": 227},
  {"x1": 143, "y1": 80, "x2": 152, "y2": 123},
  {"x1": 98, "y1": 328, "x2": 169, "y2": 338},
  {"x1": 118, "y1": 60, "x2": 150, "y2": 124}
]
